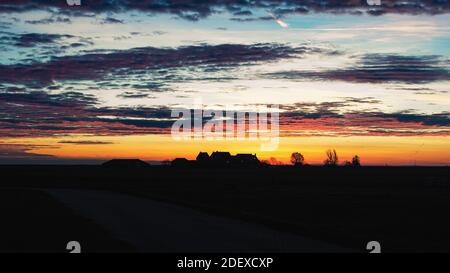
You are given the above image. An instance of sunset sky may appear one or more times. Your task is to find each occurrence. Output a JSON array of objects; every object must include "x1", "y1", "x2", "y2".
[{"x1": 0, "y1": 0, "x2": 449, "y2": 165}]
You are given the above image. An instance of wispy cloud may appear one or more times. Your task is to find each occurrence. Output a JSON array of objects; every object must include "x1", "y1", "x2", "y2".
[
  {"x1": 0, "y1": 43, "x2": 327, "y2": 87},
  {"x1": 1, "y1": 0, "x2": 449, "y2": 18},
  {"x1": 0, "y1": 143, "x2": 55, "y2": 158},
  {"x1": 264, "y1": 54, "x2": 450, "y2": 84},
  {"x1": 1, "y1": 90, "x2": 448, "y2": 138}
]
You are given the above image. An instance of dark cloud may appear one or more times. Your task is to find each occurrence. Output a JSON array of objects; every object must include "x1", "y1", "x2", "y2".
[
  {"x1": 277, "y1": 109, "x2": 450, "y2": 137},
  {"x1": 0, "y1": 90, "x2": 449, "y2": 138},
  {"x1": 280, "y1": 96, "x2": 380, "y2": 111},
  {"x1": 0, "y1": 91, "x2": 174, "y2": 137},
  {"x1": 338, "y1": 97, "x2": 382, "y2": 105},
  {"x1": 0, "y1": 143, "x2": 55, "y2": 159},
  {"x1": 113, "y1": 35, "x2": 131, "y2": 41},
  {"x1": 25, "y1": 16, "x2": 72, "y2": 24},
  {"x1": 117, "y1": 92, "x2": 155, "y2": 99},
  {"x1": 152, "y1": 31, "x2": 167, "y2": 35},
  {"x1": 0, "y1": 32, "x2": 93, "y2": 59},
  {"x1": 2, "y1": 86, "x2": 26, "y2": 92},
  {"x1": 267, "y1": 98, "x2": 450, "y2": 136},
  {"x1": 8, "y1": 33, "x2": 74, "y2": 48},
  {"x1": 58, "y1": 140, "x2": 114, "y2": 145},
  {"x1": 368, "y1": 112, "x2": 450, "y2": 126},
  {"x1": 101, "y1": 17, "x2": 124, "y2": 24},
  {"x1": 277, "y1": 98, "x2": 450, "y2": 127},
  {"x1": 92, "y1": 106, "x2": 173, "y2": 120},
  {"x1": 271, "y1": 6, "x2": 310, "y2": 16},
  {"x1": 0, "y1": 91, "x2": 97, "y2": 107},
  {"x1": 0, "y1": 21, "x2": 12, "y2": 28},
  {"x1": 265, "y1": 54, "x2": 450, "y2": 84},
  {"x1": 276, "y1": 97, "x2": 382, "y2": 120},
  {"x1": 0, "y1": 43, "x2": 324, "y2": 87},
  {"x1": 0, "y1": 0, "x2": 448, "y2": 18},
  {"x1": 233, "y1": 10, "x2": 253, "y2": 16},
  {"x1": 230, "y1": 16, "x2": 273, "y2": 22},
  {"x1": 67, "y1": 42, "x2": 88, "y2": 48}
]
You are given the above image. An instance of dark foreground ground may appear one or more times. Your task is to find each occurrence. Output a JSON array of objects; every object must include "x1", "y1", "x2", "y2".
[
  {"x1": 0, "y1": 165, "x2": 449, "y2": 252},
  {"x1": 0, "y1": 189, "x2": 134, "y2": 252}
]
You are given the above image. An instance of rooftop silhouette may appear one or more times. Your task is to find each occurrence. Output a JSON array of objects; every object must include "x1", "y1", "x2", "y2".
[
  {"x1": 172, "y1": 151, "x2": 260, "y2": 168},
  {"x1": 102, "y1": 159, "x2": 150, "y2": 167}
]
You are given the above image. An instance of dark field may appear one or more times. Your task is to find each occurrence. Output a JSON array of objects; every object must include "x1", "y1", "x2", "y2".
[
  {"x1": 0, "y1": 188, "x2": 134, "y2": 252},
  {"x1": 1, "y1": 165, "x2": 449, "y2": 252}
]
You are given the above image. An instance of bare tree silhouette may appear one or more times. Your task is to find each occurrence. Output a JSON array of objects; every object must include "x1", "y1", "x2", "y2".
[
  {"x1": 262, "y1": 157, "x2": 280, "y2": 166},
  {"x1": 352, "y1": 155, "x2": 361, "y2": 167},
  {"x1": 268, "y1": 157, "x2": 283, "y2": 165},
  {"x1": 324, "y1": 149, "x2": 338, "y2": 166},
  {"x1": 290, "y1": 152, "x2": 305, "y2": 166}
]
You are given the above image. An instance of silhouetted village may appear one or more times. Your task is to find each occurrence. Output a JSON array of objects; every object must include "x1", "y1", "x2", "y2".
[
  {"x1": 172, "y1": 151, "x2": 260, "y2": 168},
  {"x1": 101, "y1": 149, "x2": 363, "y2": 168}
]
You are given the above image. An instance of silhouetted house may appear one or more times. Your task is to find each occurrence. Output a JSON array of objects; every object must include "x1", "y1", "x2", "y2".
[
  {"x1": 232, "y1": 153, "x2": 260, "y2": 167},
  {"x1": 210, "y1": 151, "x2": 232, "y2": 166},
  {"x1": 196, "y1": 152, "x2": 210, "y2": 164},
  {"x1": 173, "y1": 151, "x2": 262, "y2": 168},
  {"x1": 102, "y1": 159, "x2": 150, "y2": 167},
  {"x1": 171, "y1": 157, "x2": 193, "y2": 167}
]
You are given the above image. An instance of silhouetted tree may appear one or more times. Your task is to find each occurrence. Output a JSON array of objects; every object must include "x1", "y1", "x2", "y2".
[
  {"x1": 262, "y1": 157, "x2": 284, "y2": 166},
  {"x1": 290, "y1": 152, "x2": 305, "y2": 166},
  {"x1": 352, "y1": 155, "x2": 361, "y2": 167},
  {"x1": 265, "y1": 157, "x2": 282, "y2": 165},
  {"x1": 261, "y1": 160, "x2": 271, "y2": 166},
  {"x1": 324, "y1": 149, "x2": 338, "y2": 166}
]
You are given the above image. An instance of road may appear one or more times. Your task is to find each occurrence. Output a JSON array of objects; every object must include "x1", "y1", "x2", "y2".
[{"x1": 47, "y1": 189, "x2": 350, "y2": 252}]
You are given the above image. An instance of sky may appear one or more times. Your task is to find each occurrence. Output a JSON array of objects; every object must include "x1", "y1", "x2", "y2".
[{"x1": 0, "y1": 0, "x2": 449, "y2": 165}]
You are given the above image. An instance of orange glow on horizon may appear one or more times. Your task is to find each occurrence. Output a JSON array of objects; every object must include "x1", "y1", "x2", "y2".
[{"x1": 2, "y1": 134, "x2": 449, "y2": 166}]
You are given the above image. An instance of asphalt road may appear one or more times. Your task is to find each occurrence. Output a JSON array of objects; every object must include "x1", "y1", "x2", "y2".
[{"x1": 47, "y1": 189, "x2": 350, "y2": 252}]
